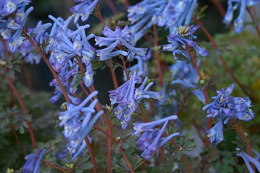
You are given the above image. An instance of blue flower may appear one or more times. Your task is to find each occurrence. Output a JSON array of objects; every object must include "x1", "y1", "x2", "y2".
[
  {"x1": 170, "y1": 60, "x2": 206, "y2": 104},
  {"x1": 206, "y1": 115, "x2": 224, "y2": 145},
  {"x1": 109, "y1": 72, "x2": 164, "y2": 129},
  {"x1": 70, "y1": 0, "x2": 99, "y2": 23},
  {"x1": 223, "y1": 0, "x2": 260, "y2": 33},
  {"x1": 128, "y1": 0, "x2": 197, "y2": 41},
  {"x1": 163, "y1": 25, "x2": 209, "y2": 61},
  {"x1": 0, "y1": 1, "x2": 33, "y2": 52},
  {"x1": 203, "y1": 84, "x2": 254, "y2": 145},
  {"x1": 19, "y1": 21, "x2": 51, "y2": 64},
  {"x1": 133, "y1": 116, "x2": 179, "y2": 160},
  {"x1": 23, "y1": 149, "x2": 46, "y2": 173},
  {"x1": 237, "y1": 148, "x2": 260, "y2": 173},
  {"x1": 59, "y1": 91, "x2": 103, "y2": 160},
  {"x1": 95, "y1": 25, "x2": 147, "y2": 61}
]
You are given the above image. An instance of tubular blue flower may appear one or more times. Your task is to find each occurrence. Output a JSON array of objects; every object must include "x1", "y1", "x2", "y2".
[
  {"x1": 109, "y1": 72, "x2": 164, "y2": 129},
  {"x1": 170, "y1": 60, "x2": 205, "y2": 104},
  {"x1": 19, "y1": 21, "x2": 51, "y2": 64},
  {"x1": 237, "y1": 148, "x2": 260, "y2": 173},
  {"x1": 133, "y1": 116, "x2": 179, "y2": 160},
  {"x1": 133, "y1": 115, "x2": 178, "y2": 135},
  {"x1": 223, "y1": 0, "x2": 260, "y2": 33},
  {"x1": 95, "y1": 25, "x2": 148, "y2": 61},
  {"x1": 0, "y1": 1, "x2": 33, "y2": 52},
  {"x1": 128, "y1": 0, "x2": 197, "y2": 41},
  {"x1": 70, "y1": 0, "x2": 99, "y2": 23},
  {"x1": 59, "y1": 91, "x2": 103, "y2": 160},
  {"x1": 163, "y1": 25, "x2": 209, "y2": 61},
  {"x1": 206, "y1": 115, "x2": 224, "y2": 145},
  {"x1": 23, "y1": 149, "x2": 46, "y2": 173},
  {"x1": 203, "y1": 84, "x2": 254, "y2": 145}
]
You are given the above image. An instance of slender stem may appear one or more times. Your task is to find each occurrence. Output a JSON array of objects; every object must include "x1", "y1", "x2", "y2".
[
  {"x1": 94, "y1": 125, "x2": 134, "y2": 173},
  {"x1": 7, "y1": 77, "x2": 37, "y2": 149},
  {"x1": 153, "y1": 25, "x2": 163, "y2": 88},
  {"x1": 22, "y1": 31, "x2": 71, "y2": 103},
  {"x1": 210, "y1": 0, "x2": 226, "y2": 17},
  {"x1": 8, "y1": 123, "x2": 25, "y2": 156},
  {"x1": 232, "y1": 122, "x2": 253, "y2": 157},
  {"x1": 187, "y1": 50, "x2": 211, "y2": 147},
  {"x1": 42, "y1": 160, "x2": 70, "y2": 173},
  {"x1": 192, "y1": 121, "x2": 206, "y2": 146},
  {"x1": 169, "y1": 139, "x2": 191, "y2": 173},
  {"x1": 106, "y1": 0, "x2": 117, "y2": 15},
  {"x1": 85, "y1": 137, "x2": 98, "y2": 173},
  {"x1": 246, "y1": 7, "x2": 260, "y2": 38},
  {"x1": 121, "y1": 57, "x2": 130, "y2": 80},
  {"x1": 194, "y1": 16, "x2": 256, "y2": 102},
  {"x1": 109, "y1": 59, "x2": 119, "y2": 89}
]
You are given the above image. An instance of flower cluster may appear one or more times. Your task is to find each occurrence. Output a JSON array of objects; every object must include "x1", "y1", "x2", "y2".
[
  {"x1": 19, "y1": 21, "x2": 51, "y2": 64},
  {"x1": 47, "y1": 16, "x2": 96, "y2": 103},
  {"x1": 95, "y1": 25, "x2": 147, "y2": 61},
  {"x1": 0, "y1": 0, "x2": 33, "y2": 52},
  {"x1": 237, "y1": 148, "x2": 260, "y2": 173},
  {"x1": 170, "y1": 60, "x2": 205, "y2": 104},
  {"x1": 23, "y1": 149, "x2": 46, "y2": 173},
  {"x1": 163, "y1": 25, "x2": 209, "y2": 61},
  {"x1": 70, "y1": 0, "x2": 99, "y2": 23},
  {"x1": 123, "y1": 49, "x2": 151, "y2": 81},
  {"x1": 109, "y1": 72, "x2": 164, "y2": 129},
  {"x1": 223, "y1": 0, "x2": 260, "y2": 33},
  {"x1": 203, "y1": 84, "x2": 254, "y2": 144},
  {"x1": 59, "y1": 91, "x2": 103, "y2": 160},
  {"x1": 128, "y1": 0, "x2": 197, "y2": 41},
  {"x1": 133, "y1": 115, "x2": 179, "y2": 160}
]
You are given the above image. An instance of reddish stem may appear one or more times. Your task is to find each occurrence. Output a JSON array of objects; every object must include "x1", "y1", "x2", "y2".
[
  {"x1": 247, "y1": 7, "x2": 260, "y2": 38},
  {"x1": 42, "y1": 160, "x2": 70, "y2": 173},
  {"x1": 194, "y1": 17, "x2": 256, "y2": 102},
  {"x1": 121, "y1": 57, "x2": 130, "y2": 80},
  {"x1": 22, "y1": 31, "x2": 72, "y2": 104},
  {"x1": 106, "y1": 0, "x2": 117, "y2": 15},
  {"x1": 7, "y1": 77, "x2": 37, "y2": 149},
  {"x1": 187, "y1": 50, "x2": 211, "y2": 147},
  {"x1": 8, "y1": 123, "x2": 25, "y2": 156},
  {"x1": 94, "y1": 125, "x2": 134, "y2": 173},
  {"x1": 210, "y1": 0, "x2": 226, "y2": 17},
  {"x1": 85, "y1": 137, "x2": 98, "y2": 173}
]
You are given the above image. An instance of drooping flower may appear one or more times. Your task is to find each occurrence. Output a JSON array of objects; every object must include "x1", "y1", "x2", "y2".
[
  {"x1": 109, "y1": 72, "x2": 164, "y2": 129},
  {"x1": 203, "y1": 84, "x2": 254, "y2": 145},
  {"x1": 133, "y1": 115, "x2": 179, "y2": 160},
  {"x1": 163, "y1": 25, "x2": 209, "y2": 61},
  {"x1": 170, "y1": 60, "x2": 205, "y2": 104},
  {"x1": 59, "y1": 91, "x2": 103, "y2": 160},
  {"x1": 70, "y1": 0, "x2": 99, "y2": 23},
  {"x1": 237, "y1": 148, "x2": 260, "y2": 173},
  {"x1": 95, "y1": 25, "x2": 147, "y2": 61},
  {"x1": 23, "y1": 149, "x2": 46, "y2": 173},
  {"x1": 19, "y1": 21, "x2": 51, "y2": 64},
  {"x1": 223, "y1": 0, "x2": 260, "y2": 33},
  {"x1": 128, "y1": 0, "x2": 197, "y2": 41}
]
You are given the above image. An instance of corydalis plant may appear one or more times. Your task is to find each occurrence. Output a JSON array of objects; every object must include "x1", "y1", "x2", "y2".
[
  {"x1": 70, "y1": 0, "x2": 99, "y2": 23},
  {"x1": 59, "y1": 91, "x2": 103, "y2": 160},
  {"x1": 23, "y1": 149, "x2": 46, "y2": 173},
  {"x1": 109, "y1": 72, "x2": 164, "y2": 129},
  {"x1": 236, "y1": 148, "x2": 260, "y2": 173},
  {"x1": 0, "y1": 0, "x2": 33, "y2": 52},
  {"x1": 223, "y1": 0, "x2": 260, "y2": 33},
  {"x1": 163, "y1": 25, "x2": 209, "y2": 61},
  {"x1": 133, "y1": 115, "x2": 179, "y2": 160},
  {"x1": 128, "y1": 0, "x2": 197, "y2": 41},
  {"x1": 95, "y1": 25, "x2": 147, "y2": 61},
  {"x1": 203, "y1": 84, "x2": 254, "y2": 144}
]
